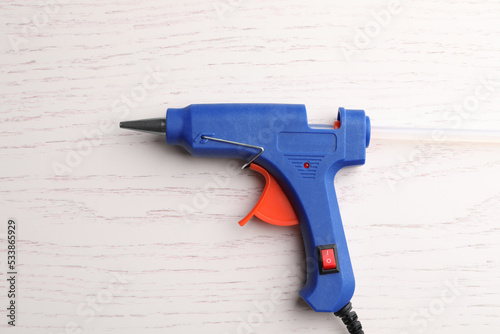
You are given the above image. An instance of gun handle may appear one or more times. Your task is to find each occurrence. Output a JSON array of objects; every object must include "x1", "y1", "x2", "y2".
[{"x1": 293, "y1": 174, "x2": 355, "y2": 313}]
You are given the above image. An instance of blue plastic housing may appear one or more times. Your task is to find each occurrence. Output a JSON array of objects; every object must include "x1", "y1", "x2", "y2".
[{"x1": 166, "y1": 104, "x2": 370, "y2": 313}]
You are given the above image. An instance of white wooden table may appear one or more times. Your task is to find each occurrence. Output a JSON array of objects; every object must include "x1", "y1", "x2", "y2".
[{"x1": 1, "y1": 1, "x2": 499, "y2": 333}]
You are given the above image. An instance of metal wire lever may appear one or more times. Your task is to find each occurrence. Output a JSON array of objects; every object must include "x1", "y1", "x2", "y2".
[{"x1": 201, "y1": 135, "x2": 264, "y2": 169}]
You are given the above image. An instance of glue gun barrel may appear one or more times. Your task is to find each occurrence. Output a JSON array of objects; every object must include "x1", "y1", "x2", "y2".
[{"x1": 119, "y1": 118, "x2": 166, "y2": 135}]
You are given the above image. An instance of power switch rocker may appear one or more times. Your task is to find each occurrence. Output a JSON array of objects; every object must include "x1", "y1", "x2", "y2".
[{"x1": 318, "y1": 244, "x2": 340, "y2": 275}]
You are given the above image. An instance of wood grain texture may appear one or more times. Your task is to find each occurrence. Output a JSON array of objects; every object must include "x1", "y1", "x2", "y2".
[{"x1": 1, "y1": 0, "x2": 499, "y2": 333}]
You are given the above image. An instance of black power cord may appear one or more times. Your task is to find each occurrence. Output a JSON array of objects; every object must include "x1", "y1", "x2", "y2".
[{"x1": 334, "y1": 302, "x2": 364, "y2": 334}]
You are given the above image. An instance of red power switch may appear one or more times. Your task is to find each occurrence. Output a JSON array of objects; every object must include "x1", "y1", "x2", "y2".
[{"x1": 321, "y1": 248, "x2": 337, "y2": 270}]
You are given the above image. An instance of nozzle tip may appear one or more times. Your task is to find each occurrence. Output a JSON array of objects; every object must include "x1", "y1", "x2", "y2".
[{"x1": 119, "y1": 118, "x2": 166, "y2": 135}]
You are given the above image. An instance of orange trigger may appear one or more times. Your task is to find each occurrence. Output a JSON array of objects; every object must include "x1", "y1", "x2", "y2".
[{"x1": 238, "y1": 164, "x2": 299, "y2": 227}]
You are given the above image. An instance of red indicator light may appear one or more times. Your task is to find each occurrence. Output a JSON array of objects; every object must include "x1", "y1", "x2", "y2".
[{"x1": 304, "y1": 162, "x2": 310, "y2": 169}]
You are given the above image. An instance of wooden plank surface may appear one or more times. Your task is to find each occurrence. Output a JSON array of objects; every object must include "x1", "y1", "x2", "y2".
[{"x1": 1, "y1": 0, "x2": 499, "y2": 333}]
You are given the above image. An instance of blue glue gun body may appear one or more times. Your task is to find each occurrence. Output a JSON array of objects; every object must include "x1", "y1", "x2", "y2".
[{"x1": 166, "y1": 104, "x2": 370, "y2": 313}]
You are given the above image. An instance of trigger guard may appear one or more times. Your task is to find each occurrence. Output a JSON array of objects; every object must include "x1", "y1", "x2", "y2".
[{"x1": 238, "y1": 164, "x2": 299, "y2": 227}]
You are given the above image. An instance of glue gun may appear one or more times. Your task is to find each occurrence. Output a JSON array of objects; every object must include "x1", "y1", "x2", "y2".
[{"x1": 120, "y1": 104, "x2": 370, "y2": 334}]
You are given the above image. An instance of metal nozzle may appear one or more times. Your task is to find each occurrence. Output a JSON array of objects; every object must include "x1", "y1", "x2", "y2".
[{"x1": 119, "y1": 118, "x2": 166, "y2": 135}]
